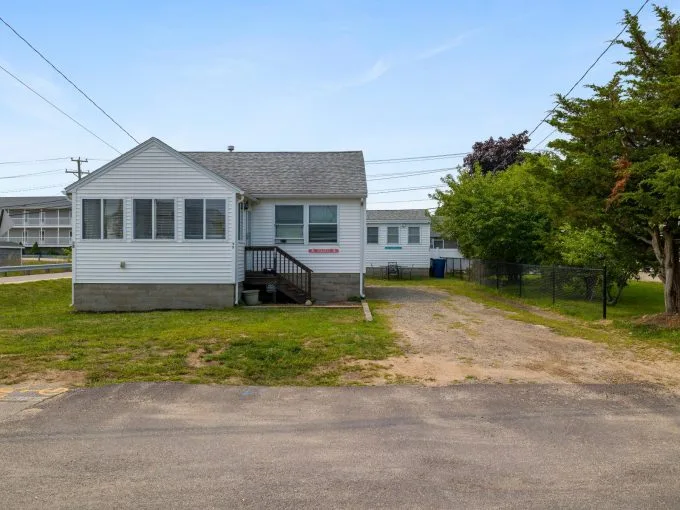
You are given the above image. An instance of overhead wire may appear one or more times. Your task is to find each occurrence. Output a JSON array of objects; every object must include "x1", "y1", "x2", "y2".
[
  {"x1": 0, "y1": 168, "x2": 64, "y2": 179},
  {"x1": 0, "y1": 63, "x2": 122, "y2": 154},
  {"x1": 0, "y1": 15, "x2": 139, "y2": 144},
  {"x1": 526, "y1": 0, "x2": 651, "y2": 141}
]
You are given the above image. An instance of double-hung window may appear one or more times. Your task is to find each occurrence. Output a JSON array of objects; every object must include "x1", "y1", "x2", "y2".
[
  {"x1": 134, "y1": 199, "x2": 175, "y2": 240},
  {"x1": 387, "y1": 226, "x2": 399, "y2": 244},
  {"x1": 184, "y1": 199, "x2": 226, "y2": 240},
  {"x1": 275, "y1": 205, "x2": 304, "y2": 244},
  {"x1": 408, "y1": 226, "x2": 420, "y2": 244},
  {"x1": 367, "y1": 226, "x2": 379, "y2": 244},
  {"x1": 308, "y1": 205, "x2": 337, "y2": 243},
  {"x1": 82, "y1": 199, "x2": 123, "y2": 239}
]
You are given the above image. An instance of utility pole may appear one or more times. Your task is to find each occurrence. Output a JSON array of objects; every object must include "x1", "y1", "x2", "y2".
[{"x1": 66, "y1": 157, "x2": 89, "y2": 180}]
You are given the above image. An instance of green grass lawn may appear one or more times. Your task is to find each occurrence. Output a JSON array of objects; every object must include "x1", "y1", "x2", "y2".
[
  {"x1": 367, "y1": 275, "x2": 680, "y2": 350},
  {"x1": 0, "y1": 279, "x2": 399, "y2": 386}
]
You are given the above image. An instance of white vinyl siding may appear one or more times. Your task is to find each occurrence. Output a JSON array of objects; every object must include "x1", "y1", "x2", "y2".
[
  {"x1": 365, "y1": 222, "x2": 431, "y2": 270},
  {"x1": 250, "y1": 198, "x2": 362, "y2": 273},
  {"x1": 72, "y1": 141, "x2": 238, "y2": 284}
]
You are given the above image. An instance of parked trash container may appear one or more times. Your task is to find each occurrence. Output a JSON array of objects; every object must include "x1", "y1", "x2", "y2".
[{"x1": 431, "y1": 258, "x2": 446, "y2": 279}]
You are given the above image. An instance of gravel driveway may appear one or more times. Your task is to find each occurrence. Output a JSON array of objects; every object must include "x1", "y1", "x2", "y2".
[{"x1": 366, "y1": 285, "x2": 680, "y2": 390}]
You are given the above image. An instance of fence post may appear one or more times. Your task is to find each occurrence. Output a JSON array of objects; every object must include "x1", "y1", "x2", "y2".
[
  {"x1": 602, "y1": 265, "x2": 607, "y2": 320},
  {"x1": 479, "y1": 261, "x2": 482, "y2": 285},
  {"x1": 552, "y1": 265, "x2": 556, "y2": 305},
  {"x1": 519, "y1": 265, "x2": 523, "y2": 298},
  {"x1": 496, "y1": 262, "x2": 500, "y2": 290}
]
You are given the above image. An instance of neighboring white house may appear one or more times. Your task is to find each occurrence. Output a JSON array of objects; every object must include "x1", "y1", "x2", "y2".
[
  {"x1": 364, "y1": 209, "x2": 431, "y2": 276},
  {"x1": 64, "y1": 137, "x2": 367, "y2": 311},
  {"x1": 0, "y1": 196, "x2": 72, "y2": 251},
  {"x1": 429, "y1": 230, "x2": 464, "y2": 259}
]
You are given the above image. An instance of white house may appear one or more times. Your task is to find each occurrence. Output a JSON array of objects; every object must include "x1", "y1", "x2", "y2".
[
  {"x1": 64, "y1": 137, "x2": 367, "y2": 311},
  {"x1": 364, "y1": 209, "x2": 431, "y2": 276}
]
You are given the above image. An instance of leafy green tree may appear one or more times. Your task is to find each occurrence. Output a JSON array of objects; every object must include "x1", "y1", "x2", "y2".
[
  {"x1": 30, "y1": 241, "x2": 41, "y2": 260},
  {"x1": 556, "y1": 224, "x2": 643, "y2": 304},
  {"x1": 433, "y1": 155, "x2": 560, "y2": 263},
  {"x1": 549, "y1": 6, "x2": 680, "y2": 313}
]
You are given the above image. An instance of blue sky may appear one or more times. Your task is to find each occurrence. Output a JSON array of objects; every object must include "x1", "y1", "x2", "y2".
[{"x1": 1, "y1": 0, "x2": 676, "y2": 209}]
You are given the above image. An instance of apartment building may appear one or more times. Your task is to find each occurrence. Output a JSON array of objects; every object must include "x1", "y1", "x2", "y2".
[{"x1": 0, "y1": 196, "x2": 72, "y2": 250}]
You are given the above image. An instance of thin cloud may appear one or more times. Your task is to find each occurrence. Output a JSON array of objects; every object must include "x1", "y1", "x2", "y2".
[
  {"x1": 327, "y1": 58, "x2": 391, "y2": 92},
  {"x1": 416, "y1": 32, "x2": 474, "y2": 61}
]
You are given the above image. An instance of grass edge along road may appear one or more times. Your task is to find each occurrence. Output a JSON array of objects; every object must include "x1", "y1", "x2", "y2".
[
  {"x1": 0, "y1": 279, "x2": 400, "y2": 387},
  {"x1": 367, "y1": 276, "x2": 680, "y2": 352}
]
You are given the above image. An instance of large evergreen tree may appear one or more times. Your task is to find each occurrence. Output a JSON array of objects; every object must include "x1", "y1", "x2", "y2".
[{"x1": 550, "y1": 6, "x2": 680, "y2": 313}]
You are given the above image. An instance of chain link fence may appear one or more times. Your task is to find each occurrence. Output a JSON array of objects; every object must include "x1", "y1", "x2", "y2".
[{"x1": 446, "y1": 258, "x2": 607, "y2": 319}]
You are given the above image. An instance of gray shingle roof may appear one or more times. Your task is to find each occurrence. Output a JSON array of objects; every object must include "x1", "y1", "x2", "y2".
[
  {"x1": 0, "y1": 196, "x2": 71, "y2": 210},
  {"x1": 181, "y1": 151, "x2": 367, "y2": 197},
  {"x1": 366, "y1": 209, "x2": 431, "y2": 222}
]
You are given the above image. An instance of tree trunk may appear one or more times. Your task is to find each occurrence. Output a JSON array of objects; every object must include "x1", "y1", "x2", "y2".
[{"x1": 652, "y1": 226, "x2": 680, "y2": 314}]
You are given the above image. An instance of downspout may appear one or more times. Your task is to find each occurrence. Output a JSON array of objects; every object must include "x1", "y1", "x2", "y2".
[
  {"x1": 234, "y1": 195, "x2": 244, "y2": 306},
  {"x1": 359, "y1": 197, "x2": 366, "y2": 299}
]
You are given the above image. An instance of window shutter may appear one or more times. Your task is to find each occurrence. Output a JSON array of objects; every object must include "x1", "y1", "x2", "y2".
[
  {"x1": 82, "y1": 199, "x2": 101, "y2": 239},
  {"x1": 155, "y1": 200, "x2": 175, "y2": 239}
]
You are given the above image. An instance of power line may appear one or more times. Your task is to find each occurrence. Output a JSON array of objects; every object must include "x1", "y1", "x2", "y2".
[
  {"x1": 369, "y1": 197, "x2": 438, "y2": 204},
  {"x1": 0, "y1": 168, "x2": 63, "y2": 180},
  {"x1": 0, "y1": 15, "x2": 139, "y2": 145},
  {"x1": 369, "y1": 184, "x2": 441, "y2": 195},
  {"x1": 367, "y1": 167, "x2": 457, "y2": 181},
  {"x1": 365, "y1": 152, "x2": 467, "y2": 164},
  {"x1": 527, "y1": 0, "x2": 651, "y2": 140},
  {"x1": 0, "y1": 62, "x2": 121, "y2": 154},
  {"x1": 529, "y1": 128, "x2": 557, "y2": 151},
  {"x1": 0, "y1": 183, "x2": 69, "y2": 194},
  {"x1": 0, "y1": 157, "x2": 70, "y2": 165}
]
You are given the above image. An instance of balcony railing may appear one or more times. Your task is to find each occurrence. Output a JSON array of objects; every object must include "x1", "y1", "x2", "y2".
[
  {"x1": 9, "y1": 218, "x2": 71, "y2": 227},
  {"x1": 5, "y1": 236, "x2": 72, "y2": 247}
]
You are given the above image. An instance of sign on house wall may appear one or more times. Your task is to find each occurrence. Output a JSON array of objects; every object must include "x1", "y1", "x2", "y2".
[{"x1": 308, "y1": 248, "x2": 340, "y2": 254}]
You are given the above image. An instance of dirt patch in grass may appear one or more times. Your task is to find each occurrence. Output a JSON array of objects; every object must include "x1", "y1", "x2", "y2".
[
  {"x1": 635, "y1": 314, "x2": 680, "y2": 328},
  {"x1": 0, "y1": 328, "x2": 58, "y2": 335},
  {"x1": 5, "y1": 369, "x2": 87, "y2": 387},
  {"x1": 366, "y1": 285, "x2": 680, "y2": 391}
]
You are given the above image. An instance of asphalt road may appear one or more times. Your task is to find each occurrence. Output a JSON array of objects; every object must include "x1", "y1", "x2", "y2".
[{"x1": 1, "y1": 383, "x2": 680, "y2": 509}]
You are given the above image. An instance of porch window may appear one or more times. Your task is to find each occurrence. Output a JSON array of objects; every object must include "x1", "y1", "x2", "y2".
[
  {"x1": 275, "y1": 205, "x2": 304, "y2": 244},
  {"x1": 308, "y1": 205, "x2": 337, "y2": 243},
  {"x1": 134, "y1": 199, "x2": 175, "y2": 240},
  {"x1": 408, "y1": 226, "x2": 420, "y2": 244},
  {"x1": 367, "y1": 226, "x2": 379, "y2": 244},
  {"x1": 184, "y1": 199, "x2": 226, "y2": 240},
  {"x1": 82, "y1": 199, "x2": 123, "y2": 239},
  {"x1": 387, "y1": 226, "x2": 399, "y2": 244},
  {"x1": 431, "y1": 238, "x2": 444, "y2": 249}
]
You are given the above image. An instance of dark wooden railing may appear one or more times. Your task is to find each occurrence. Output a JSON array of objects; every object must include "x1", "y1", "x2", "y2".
[{"x1": 245, "y1": 246, "x2": 312, "y2": 300}]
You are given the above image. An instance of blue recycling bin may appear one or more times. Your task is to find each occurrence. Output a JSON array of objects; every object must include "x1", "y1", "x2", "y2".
[{"x1": 431, "y1": 258, "x2": 446, "y2": 278}]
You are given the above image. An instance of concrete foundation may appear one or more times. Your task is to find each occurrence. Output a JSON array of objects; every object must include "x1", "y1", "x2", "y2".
[
  {"x1": 311, "y1": 273, "x2": 361, "y2": 302},
  {"x1": 73, "y1": 283, "x2": 235, "y2": 312}
]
